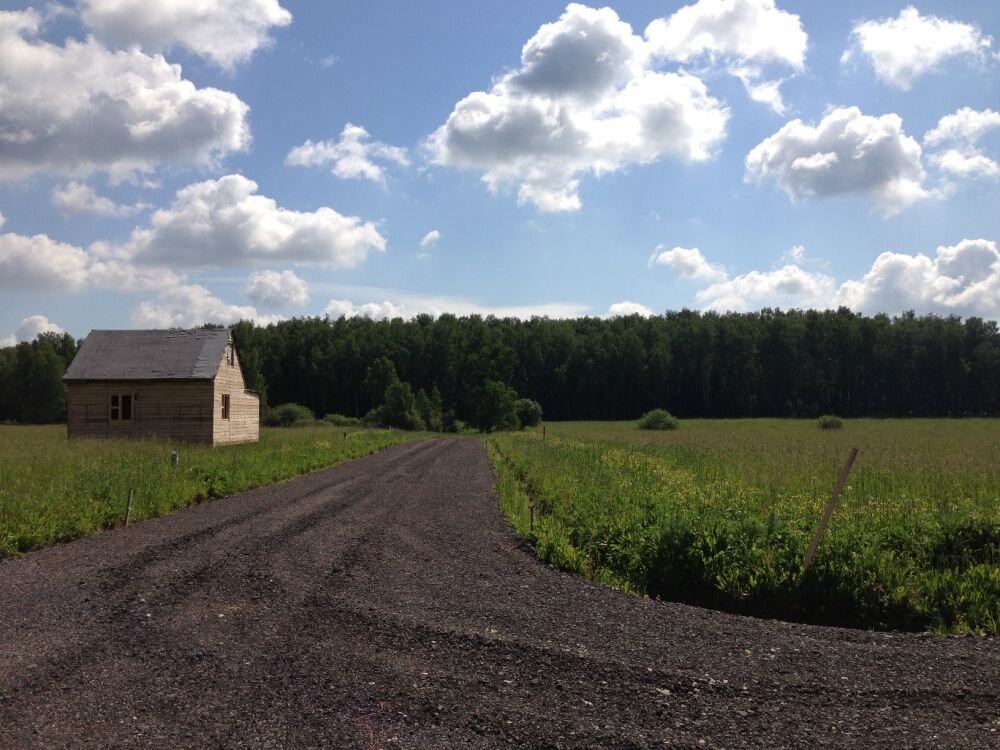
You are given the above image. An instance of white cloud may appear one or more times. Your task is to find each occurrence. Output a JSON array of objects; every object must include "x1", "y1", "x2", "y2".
[
  {"x1": 0, "y1": 230, "x2": 181, "y2": 293},
  {"x1": 651, "y1": 245, "x2": 727, "y2": 281},
  {"x1": 0, "y1": 232, "x2": 90, "y2": 292},
  {"x1": 646, "y1": 0, "x2": 807, "y2": 113},
  {"x1": 428, "y1": 4, "x2": 729, "y2": 212},
  {"x1": 420, "y1": 230, "x2": 442, "y2": 249},
  {"x1": 52, "y1": 181, "x2": 148, "y2": 217},
  {"x1": 246, "y1": 270, "x2": 310, "y2": 309},
  {"x1": 0, "y1": 9, "x2": 250, "y2": 182},
  {"x1": 122, "y1": 174, "x2": 386, "y2": 268},
  {"x1": 0, "y1": 212, "x2": 5, "y2": 229},
  {"x1": 924, "y1": 108, "x2": 1000, "y2": 180},
  {"x1": 322, "y1": 289, "x2": 589, "y2": 320},
  {"x1": 131, "y1": 284, "x2": 280, "y2": 328},
  {"x1": 80, "y1": 0, "x2": 292, "y2": 71},
  {"x1": 842, "y1": 6, "x2": 994, "y2": 90},
  {"x1": 696, "y1": 264, "x2": 838, "y2": 312},
  {"x1": 745, "y1": 106, "x2": 930, "y2": 215},
  {"x1": 286, "y1": 123, "x2": 409, "y2": 186},
  {"x1": 3, "y1": 314, "x2": 66, "y2": 347},
  {"x1": 15, "y1": 314, "x2": 64, "y2": 342},
  {"x1": 835, "y1": 239, "x2": 1000, "y2": 318},
  {"x1": 607, "y1": 301, "x2": 655, "y2": 317}
]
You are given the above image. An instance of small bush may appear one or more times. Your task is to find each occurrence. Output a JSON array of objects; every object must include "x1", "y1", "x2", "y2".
[
  {"x1": 818, "y1": 414, "x2": 844, "y2": 430},
  {"x1": 515, "y1": 398, "x2": 543, "y2": 429},
  {"x1": 263, "y1": 403, "x2": 315, "y2": 427},
  {"x1": 323, "y1": 413, "x2": 361, "y2": 428},
  {"x1": 638, "y1": 409, "x2": 680, "y2": 430}
]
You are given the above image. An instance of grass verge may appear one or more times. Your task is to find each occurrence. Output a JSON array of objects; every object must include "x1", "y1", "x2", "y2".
[
  {"x1": 490, "y1": 420, "x2": 1000, "y2": 634},
  {"x1": 0, "y1": 425, "x2": 422, "y2": 558}
]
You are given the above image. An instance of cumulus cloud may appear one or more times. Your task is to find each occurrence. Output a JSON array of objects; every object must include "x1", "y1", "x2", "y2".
[
  {"x1": 651, "y1": 245, "x2": 727, "y2": 281},
  {"x1": 835, "y1": 239, "x2": 1000, "y2": 318},
  {"x1": 646, "y1": 0, "x2": 807, "y2": 113},
  {"x1": 323, "y1": 291, "x2": 589, "y2": 320},
  {"x1": 16, "y1": 315, "x2": 65, "y2": 342},
  {"x1": 842, "y1": 6, "x2": 994, "y2": 90},
  {"x1": 131, "y1": 284, "x2": 280, "y2": 328},
  {"x1": 745, "y1": 106, "x2": 930, "y2": 215},
  {"x1": 420, "y1": 230, "x2": 442, "y2": 249},
  {"x1": 924, "y1": 108, "x2": 1000, "y2": 180},
  {"x1": 52, "y1": 181, "x2": 148, "y2": 217},
  {"x1": 0, "y1": 9, "x2": 250, "y2": 182},
  {"x1": 246, "y1": 270, "x2": 310, "y2": 309},
  {"x1": 428, "y1": 4, "x2": 729, "y2": 212},
  {"x1": 696, "y1": 264, "x2": 838, "y2": 312},
  {"x1": 286, "y1": 123, "x2": 409, "y2": 186},
  {"x1": 122, "y1": 174, "x2": 386, "y2": 268},
  {"x1": 80, "y1": 0, "x2": 292, "y2": 70},
  {"x1": 607, "y1": 301, "x2": 655, "y2": 317},
  {"x1": 0, "y1": 230, "x2": 181, "y2": 293}
]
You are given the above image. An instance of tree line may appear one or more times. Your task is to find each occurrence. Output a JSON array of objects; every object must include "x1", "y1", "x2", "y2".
[{"x1": 1, "y1": 309, "x2": 998, "y2": 425}]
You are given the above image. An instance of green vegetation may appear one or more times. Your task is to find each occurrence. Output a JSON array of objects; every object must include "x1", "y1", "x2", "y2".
[
  {"x1": 515, "y1": 398, "x2": 543, "y2": 430},
  {"x1": 490, "y1": 419, "x2": 1000, "y2": 634},
  {"x1": 638, "y1": 408, "x2": 680, "y2": 430},
  {"x1": 0, "y1": 424, "x2": 421, "y2": 558},
  {"x1": 263, "y1": 402, "x2": 315, "y2": 427},
  {"x1": 818, "y1": 414, "x2": 844, "y2": 430},
  {"x1": 471, "y1": 380, "x2": 519, "y2": 433}
]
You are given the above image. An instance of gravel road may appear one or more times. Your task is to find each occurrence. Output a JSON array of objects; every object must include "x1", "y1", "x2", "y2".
[{"x1": 1, "y1": 439, "x2": 997, "y2": 749}]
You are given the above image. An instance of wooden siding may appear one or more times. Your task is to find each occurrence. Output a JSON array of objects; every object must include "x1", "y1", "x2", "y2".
[
  {"x1": 66, "y1": 336, "x2": 260, "y2": 446},
  {"x1": 67, "y1": 381, "x2": 215, "y2": 442},
  {"x1": 212, "y1": 344, "x2": 260, "y2": 446}
]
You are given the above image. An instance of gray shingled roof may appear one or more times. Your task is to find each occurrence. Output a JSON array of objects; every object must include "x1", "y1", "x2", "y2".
[{"x1": 63, "y1": 329, "x2": 231, "y2": 382}]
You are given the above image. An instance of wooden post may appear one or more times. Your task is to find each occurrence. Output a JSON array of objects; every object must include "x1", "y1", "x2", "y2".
[
  {"x1": 802, "y1": 448, "x2": 859, "y2": 574},
  {"x1": 529, "y1": 503, "x2": 535, "y2": 531},
  {"x1": 124, "y1": 488, "x2": 135, "y2": 526}
]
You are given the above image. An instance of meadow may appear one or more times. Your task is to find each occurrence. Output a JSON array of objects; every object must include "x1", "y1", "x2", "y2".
[
  {"x1": 490, "y1": 419, "x2": 1000, "y2": 634},
  {"x1": 0, "y1": 424, "x2": 421, "y2": 558}
]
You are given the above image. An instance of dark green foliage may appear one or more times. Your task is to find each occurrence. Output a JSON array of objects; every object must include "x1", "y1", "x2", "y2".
[
  {"x1": 638, "y1": 409, "x2": 680, "y2": 430},
  {"x1": 0, "y1": 333, "x2": 78, "y2": 424},
  {"x1": 514, "y1": 398, "x2": 543, "y2": 429},
  {"x1": 818, "y1": 414, "x2": 844, "y2": 429},
  {"x1": 323, "y1": 413, "x2": 361, "y2": 427},
  {"x1": 4, "y1": 308, "x2": 1000, "y2": 424},
  {"x1": 376, "y1": 380, "x2": 424, "y2": 431},
  {"x1": 263, "y1": 403, "x2": 314, "y2": 427},
  {"x1": 471, "y1": 380, "x2": 519, "y2": 433}
]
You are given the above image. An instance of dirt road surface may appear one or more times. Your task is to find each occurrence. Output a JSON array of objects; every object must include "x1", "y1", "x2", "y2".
[{"x1": 1, "y1": 439, "x2": 997, "y2": 748}]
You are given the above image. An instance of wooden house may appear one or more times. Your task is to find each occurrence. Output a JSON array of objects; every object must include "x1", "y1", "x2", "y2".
[{"x1": 63, "y1": 328, "x2": 259, "y2": 445}]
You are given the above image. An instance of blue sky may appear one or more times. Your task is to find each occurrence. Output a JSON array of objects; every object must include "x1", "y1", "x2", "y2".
[{"x1": 1, "y1": 0, "x2": 999, "y2": 343}]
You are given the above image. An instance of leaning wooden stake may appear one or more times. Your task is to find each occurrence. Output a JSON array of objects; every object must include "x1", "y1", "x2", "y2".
[
  {"x1": 124, "y1": 488, "x2": 135, "y2": 526},
  {"x1": 801, "y1": 448, "x2": 859, "y2": 574}
]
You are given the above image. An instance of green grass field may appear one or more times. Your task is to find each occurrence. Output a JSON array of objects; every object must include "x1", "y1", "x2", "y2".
[
  {"x1": 490, "y1": 419, "x2": 1000, "y2": 634},
  {"x1": 0, "y1": 424, "x2": 422, "y2": 558}
]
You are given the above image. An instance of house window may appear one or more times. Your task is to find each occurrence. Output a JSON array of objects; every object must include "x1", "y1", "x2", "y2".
[
  {"x1": 226, "y1": 344, "x2": 235, "y2": 367},
  {"x1": 110, "y1": 394, "x2": 134, "y2": 421},
  {"x1": 221, "y1": 394, "x2": 231, "y2": 420}
]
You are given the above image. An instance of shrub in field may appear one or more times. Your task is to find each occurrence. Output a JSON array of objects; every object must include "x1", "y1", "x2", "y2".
[
  {"x1": 638, "y1": 409, "x2": 680, "y2": 430},
  {"x1": 470, "y1": 380, "x2": 519, "y2": 433},
  {"x1": 264, "y1": 403, "x2": 315, "y2": 427},
  {"x1": 514, "y1": 398, "x2": 543, "y2": 429},
  {"x1": 323, "y1": 413, "x2": 361, "y2": 428},
  {"x1": 818, "y1": 414, "x2": 844, "y2": 429}
]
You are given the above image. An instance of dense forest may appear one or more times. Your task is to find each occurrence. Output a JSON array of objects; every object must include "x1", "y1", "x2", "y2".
[{"x1": 1, "y1": 309, "x2": 998, "y2": 425}]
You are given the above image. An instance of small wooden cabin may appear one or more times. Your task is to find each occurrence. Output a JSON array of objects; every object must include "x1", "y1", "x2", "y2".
[{"x1": 63, "y1": 328, "x2": 259, "y2": 445}]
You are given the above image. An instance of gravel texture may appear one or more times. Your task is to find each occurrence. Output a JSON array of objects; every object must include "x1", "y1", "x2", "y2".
[{"x1": 1, "y1": 438, "x2": 998, "y2": 749}]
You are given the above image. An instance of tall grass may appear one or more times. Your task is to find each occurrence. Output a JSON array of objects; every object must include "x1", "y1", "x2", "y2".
[
  {"x1": 490, "y1": 420, "x2": 1000, "y2": 634},
  {"x1": 0, "y1": 425, "x2": 421, "y2": 557}
]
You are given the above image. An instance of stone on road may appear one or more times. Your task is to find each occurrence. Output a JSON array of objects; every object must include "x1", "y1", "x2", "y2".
[{"x1": 1, "y1": 439, "x2": 998, "y2": 748}]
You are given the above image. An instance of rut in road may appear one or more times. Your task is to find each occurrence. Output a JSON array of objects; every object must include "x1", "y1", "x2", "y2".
[{"x1": 1, "y1": 438, "x2": 998, "y2": 749}]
